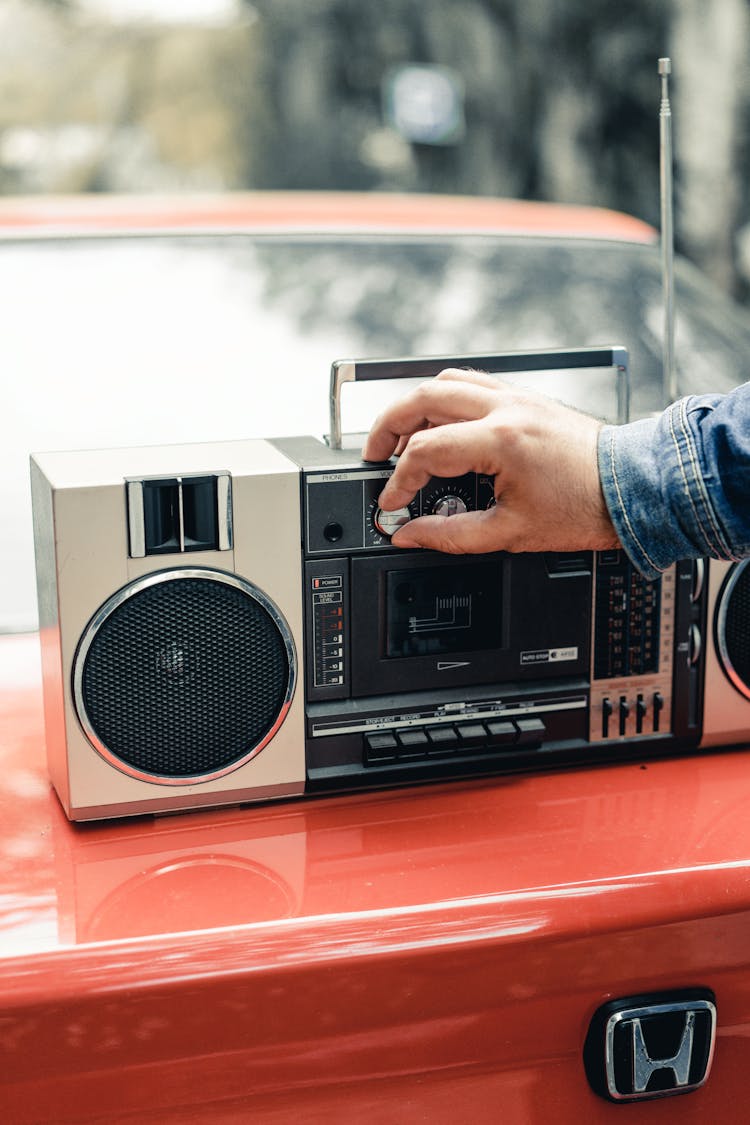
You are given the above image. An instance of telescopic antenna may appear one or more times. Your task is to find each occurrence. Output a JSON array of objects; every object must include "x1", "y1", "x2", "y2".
[{"x1": 659, "y1": 57, "x2": 677, "y2": 405}]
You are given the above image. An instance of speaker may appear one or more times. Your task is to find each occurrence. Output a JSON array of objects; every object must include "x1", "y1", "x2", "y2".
[
  {"x1": 74, "y1": 569, "x2": 295, "y2": 783},
  {"x1": 702, "y1": 559, "x2": 750, "y2": 747},
  {"x1": 31, "y1": 439, "x2": 305, "y2": 821}
]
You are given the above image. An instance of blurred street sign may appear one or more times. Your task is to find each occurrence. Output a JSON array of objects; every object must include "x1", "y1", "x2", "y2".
[{"x1": 384, "y1": 65, "x2": 465, "y2": 146}]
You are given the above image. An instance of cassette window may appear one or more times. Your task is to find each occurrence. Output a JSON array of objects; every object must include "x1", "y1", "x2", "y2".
[{"x1": 385, "y1": 562, "x2": 502, "y2": 659}]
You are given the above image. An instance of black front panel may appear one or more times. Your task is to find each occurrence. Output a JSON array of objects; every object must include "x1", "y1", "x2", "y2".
[
  {"x1": 594, "y1": 550, "x2": 661, "y2": 679},
  {"x1": 350, "y1": 552, "x2": 510, "y2": 696},
  {"x1": 286, "y1": 446, "x2": 707, "y2": 794},
  {"x1": 305, "y1": 558, "x2": 350, "y2": 702},
  {"x1": 349, "y1": 550, "x2": 591, "y2": 697},
  {"x1": 306, "y1": 685, "x2": 589, "y2": 790}
]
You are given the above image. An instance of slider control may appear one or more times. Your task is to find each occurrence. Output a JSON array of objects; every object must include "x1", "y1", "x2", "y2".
[
  {"x1": 602, "y1": 697, "x2": 613, "y2": 739},
  {"x1": 689, "y1": 624, "x2": 703, "y2": 666},
  {"x1": 636, "y1": 694, "x2": 647, "y2": 735},
  {"x1": 653, "y1": 692, "x2": 664, "y2": 733},
  {"x1": 618, "y1": 696, "x2": 630, "y2": 737}
]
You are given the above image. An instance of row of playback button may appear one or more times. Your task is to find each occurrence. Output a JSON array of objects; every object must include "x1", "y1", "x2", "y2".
[{"x1": 364, "y1": 717, "x2": 546, "y2": 765}]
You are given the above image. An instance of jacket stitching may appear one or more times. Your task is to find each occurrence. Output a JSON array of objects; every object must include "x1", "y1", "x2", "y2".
[
  {"x1": 668, "y1": 403, "x2": 714, "y2": 554},
  {"x1": 672, "y1": 400, "x2": 731, "y2": 556},
  {"x1": 608, "y1": 430, "x2": 661, "y2": 574}
]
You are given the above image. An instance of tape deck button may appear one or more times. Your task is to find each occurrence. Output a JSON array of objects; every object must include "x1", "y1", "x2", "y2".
[
  {"x1": 456, "y1": 722, "x2": 488, "y2": 750},
  {"x1": 364, "y1": 732, "x2": 398, "y2": 764},
  {"x1": 485, "y1": 720, "x2": 517, "y2": 748},
  {"x1": 515, "y1": 717, "x2": 546, "y2": 747},
  {"x1": 425, "y1": 725, "x2": 458, "y2": 754},
  {"x1": 395, "y1": 728, "x2": 429, "y2": 759}
]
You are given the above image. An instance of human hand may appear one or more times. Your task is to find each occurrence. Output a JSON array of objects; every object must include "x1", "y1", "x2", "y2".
[{"x1": 361, "y1": 368, "x2": 620, "y2": 554}]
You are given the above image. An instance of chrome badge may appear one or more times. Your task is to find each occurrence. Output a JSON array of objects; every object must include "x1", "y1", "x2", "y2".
[{"x1": 584, "y1": 991, "x2": 716, "y2": 1102}]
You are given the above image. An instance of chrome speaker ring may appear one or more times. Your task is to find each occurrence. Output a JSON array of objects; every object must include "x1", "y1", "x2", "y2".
[
  {"x1": 72, "y1": 567, "x2": 297, "y2": 785},
  {"x1": 715, "y1": 559, "x2": 750, "y2": 702}
]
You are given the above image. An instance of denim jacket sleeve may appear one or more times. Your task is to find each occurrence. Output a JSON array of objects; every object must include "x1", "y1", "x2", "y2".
[{"x1": 597, "y1": 382, "x2": 750, "y2": 579}]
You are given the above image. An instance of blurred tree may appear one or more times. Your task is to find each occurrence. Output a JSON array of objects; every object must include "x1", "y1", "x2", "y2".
[
  {"x1": 243, "y1": 0, "x2": 750, "y2": 297},
  {"x1": 672, "y1": 0, "x2": 750, "y2": 293},
  {"x1": 0, "y1": 3, "x2": 260, "y2": 194},
  {"x1": 243, "y1": 0, "x2": 669, "y2": 226},
  {"x1": 2, "y1": 0, "x2": 750, "y2": 300}
]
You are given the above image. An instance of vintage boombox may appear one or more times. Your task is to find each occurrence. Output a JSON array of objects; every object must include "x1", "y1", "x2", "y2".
[{"x1": 31, "y1": 349, "x2": 750, "y2": 821}]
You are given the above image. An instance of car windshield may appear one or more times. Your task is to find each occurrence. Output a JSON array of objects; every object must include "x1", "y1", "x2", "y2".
[{"x1": 3, "y1": 230, "x2": 750, "y2": 633}]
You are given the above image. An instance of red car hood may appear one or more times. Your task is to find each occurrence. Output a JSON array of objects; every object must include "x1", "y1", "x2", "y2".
[
  {"x1": 1, "y1": 629, "x2": 750, "y2": 1121},
  {"x1": 0, "y1": 190, "x2": 657, "y2": 242}
]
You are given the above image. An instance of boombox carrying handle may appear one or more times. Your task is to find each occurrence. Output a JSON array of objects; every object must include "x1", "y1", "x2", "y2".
[{"x1": 328, "y1": 345, "x2": 630, "y2": 450}]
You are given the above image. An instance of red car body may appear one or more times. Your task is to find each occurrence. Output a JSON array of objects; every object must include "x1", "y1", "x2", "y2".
[{"x1": 1, "y1": 193, "x2": 748, "y2": 1122}]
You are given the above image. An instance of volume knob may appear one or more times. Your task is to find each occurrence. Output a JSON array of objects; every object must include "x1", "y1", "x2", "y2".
[
  {"x1": 374, "y1": 507, "x2": 412, "y2": 537},
  {"x1": 432, "y1": 495, "x2": 467, "y2": 517}
]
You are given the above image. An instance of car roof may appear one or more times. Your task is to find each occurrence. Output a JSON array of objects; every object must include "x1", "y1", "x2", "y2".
[{"x1": 0, "y1": 190, "x2": 657, "y2": 243}]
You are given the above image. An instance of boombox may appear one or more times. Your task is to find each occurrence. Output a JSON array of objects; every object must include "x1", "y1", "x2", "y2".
[{"x1": 31, "y1": 349, "x2": 750, "y2": 821}]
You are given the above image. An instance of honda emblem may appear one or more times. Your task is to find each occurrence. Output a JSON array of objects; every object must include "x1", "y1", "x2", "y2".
[{"x1": 584, "y1": 990, "x2": 716, "y2": 1102}]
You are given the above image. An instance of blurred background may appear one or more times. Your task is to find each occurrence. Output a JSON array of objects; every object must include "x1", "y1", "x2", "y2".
[
  {"x1": 3, "y1": 0, "x2": 750, "y2": 304},
  {"x1": 4, "y1": 0, "x2": 750, "y2": 636}
]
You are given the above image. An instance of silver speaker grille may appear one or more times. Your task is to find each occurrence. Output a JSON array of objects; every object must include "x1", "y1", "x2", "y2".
[{"x1": 73, "y1": 568, "x2": 296, "y2": 784}]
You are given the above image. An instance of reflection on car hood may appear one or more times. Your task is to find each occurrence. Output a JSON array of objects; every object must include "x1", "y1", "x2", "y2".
[{"x1": 3, "y1": 231, "x2": 750, "y2": 632}]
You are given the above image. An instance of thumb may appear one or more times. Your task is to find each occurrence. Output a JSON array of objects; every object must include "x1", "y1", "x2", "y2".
[{"x1": 391, "y1": 509, "x2": 499, "y2": 554}]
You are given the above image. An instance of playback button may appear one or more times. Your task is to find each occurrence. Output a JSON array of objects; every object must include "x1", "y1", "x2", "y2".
[{"x1": 425, "y1": 724, "x2": 458, "y2": 755}]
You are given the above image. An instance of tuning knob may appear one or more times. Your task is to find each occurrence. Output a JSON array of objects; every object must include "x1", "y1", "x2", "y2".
[
  {"x1": 374, "y1": 506, "x2": 412, "y2": 537},
  {"x1": 432, "y1": 495, "x2": 468, "y2": 518}
]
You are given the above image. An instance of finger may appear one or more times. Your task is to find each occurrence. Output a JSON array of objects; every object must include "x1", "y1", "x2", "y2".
[
  {"x1": 435, "y1": 367, "x2": 504, "y2": 390},
  {"x1": 387, "y1": 372, "x2": 507, "y2": 460},
  {"x1": 393, "y1": 419, "x2": 438, "y2": 458},
  {"x1": 377, "y1": 418, "x2": 498, "y2": 510},
  {"x1": 391, "y1": 508, "x2": 500, "y2": 554},
  {"x1": 363, "y1": 379, "x2": 495, "y2": 462},
  {"x1": 362, "y1": 379, "x2": 497, "y2": 462}
]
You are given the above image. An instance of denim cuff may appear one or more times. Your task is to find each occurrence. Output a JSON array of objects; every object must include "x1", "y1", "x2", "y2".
[{"x1": 597, "y1": 396, "x2": 742, "y2": 579}]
